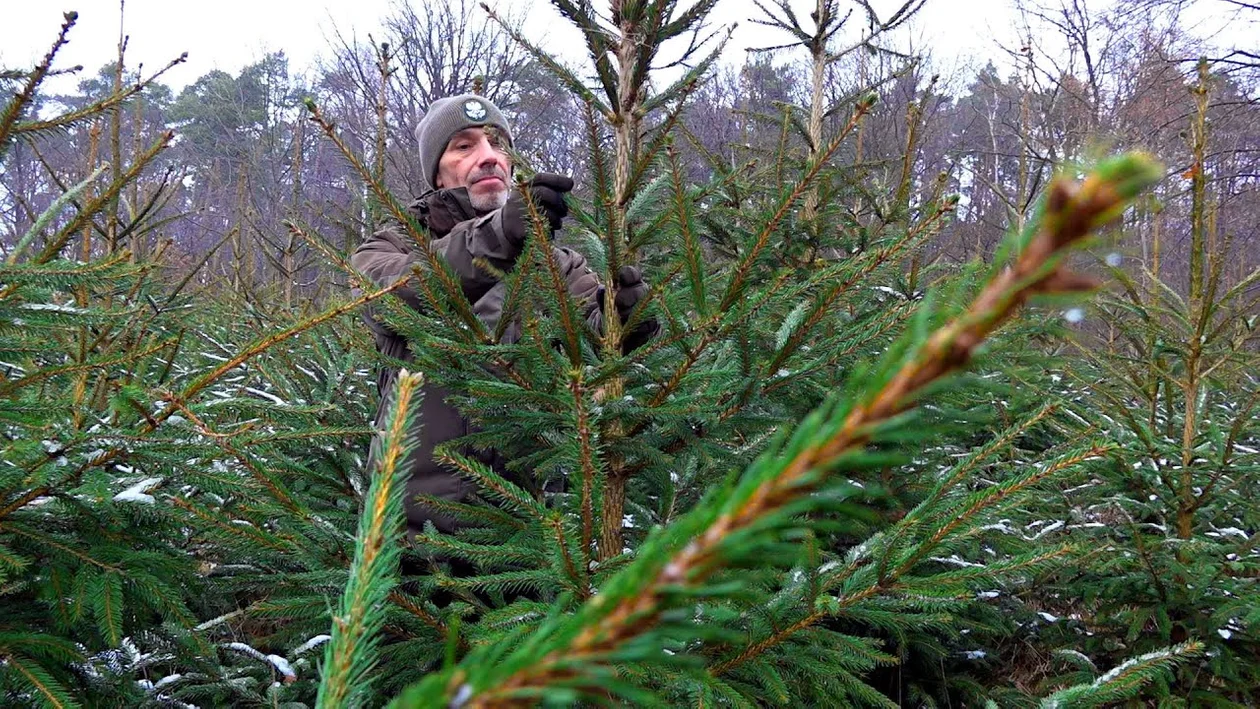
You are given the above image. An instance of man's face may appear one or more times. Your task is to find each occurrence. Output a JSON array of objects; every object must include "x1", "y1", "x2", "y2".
[{"x1": 435, "y1": 126, "x2": 512, "y2": 212}]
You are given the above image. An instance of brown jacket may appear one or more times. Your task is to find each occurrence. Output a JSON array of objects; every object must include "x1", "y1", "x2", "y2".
[{"x1": 351, "y1": 187, "x2": 612, "y2": 536}]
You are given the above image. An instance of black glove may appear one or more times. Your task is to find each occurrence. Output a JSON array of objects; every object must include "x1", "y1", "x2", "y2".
[
  {"x1": 613, "y1": 265, "x2": 659, "y2": 353},
  {"x1": 592, "y1": 265, "x2": 657, "y2": 354},
  {"x1": 613, "y1": 265, "x2": 648, "y2": 322},
  {"x1": 503, "y1": 173, "x2": 574, "y2": 244}
]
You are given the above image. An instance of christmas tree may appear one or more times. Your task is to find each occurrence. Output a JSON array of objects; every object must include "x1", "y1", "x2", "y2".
[
  {"x1": 296, "y1": 1, "x2": 1175, "y2": 705},
  {"x1": 3, "y1": 5, "x2": 1243, "y2": 708}
]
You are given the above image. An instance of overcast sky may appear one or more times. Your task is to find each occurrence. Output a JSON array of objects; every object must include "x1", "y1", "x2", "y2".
[{"x1": 0, "y1": 0, "x2": 1249, "y2": 96}]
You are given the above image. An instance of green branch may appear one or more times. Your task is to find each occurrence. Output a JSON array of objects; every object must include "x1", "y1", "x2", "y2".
[{"x1": 317, "y1": 371, "x2": 423, "y2": 708}]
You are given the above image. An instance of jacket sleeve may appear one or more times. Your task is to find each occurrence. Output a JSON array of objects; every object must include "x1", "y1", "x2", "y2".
[
  {"x1": 466, "y1": 247, "x2": 599, "y2": 346},
  {"x1": 428, "y1": 208, "x2": 522, "y2": 304},
  {"x1": 557, "y1": 247, "x2": 602, "y2": 308},
  {"x1": 350, "y1": 192, "x2": 525, "y2": 334},
  {"x1": 350, "y1": 223, "x2": 426, "y2": 316}
]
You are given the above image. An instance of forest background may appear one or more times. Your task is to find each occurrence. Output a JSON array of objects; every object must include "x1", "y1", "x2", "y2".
[
  {"x1": 0, "y1": 0, "x2": 1257, "y2": 706},
  {"x1": 4, "y1": 0, "x2": 1257, "y2": 305}
]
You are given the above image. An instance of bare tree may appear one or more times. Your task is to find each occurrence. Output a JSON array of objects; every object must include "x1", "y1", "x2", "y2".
[
  {"x1": 748, "y1": 0, "x2": 926, "y2": 220},
  {"x1": 319, "y1": 0, "x2": 533, "y2": 199}
]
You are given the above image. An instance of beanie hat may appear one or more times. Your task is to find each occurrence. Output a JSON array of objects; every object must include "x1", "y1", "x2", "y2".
[{"x1": 415, "y1": 94, "x2": 513, "y2": 191}]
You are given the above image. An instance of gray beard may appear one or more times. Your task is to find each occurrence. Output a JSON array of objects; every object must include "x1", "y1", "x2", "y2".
[{"x1": 470, "y1": 187, "x2": 509, "y2": 214}]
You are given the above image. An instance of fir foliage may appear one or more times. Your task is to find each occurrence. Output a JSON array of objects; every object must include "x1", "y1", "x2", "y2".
[
  {"x1": 2, "y1": 6, "x2": 1249, "y2": 709},
  {"x1": 298, "y1": 0, "x2": 1174, "y2": 702},
  {"x1": 1, "y1": 18, "x2": 386, "y2": 707},
  {"x1": 317, "y1": 371, "x2": 421, "y2": 708},
  {"x1": 992, "y1": 60, "x2": 1260, "y2": 704}
]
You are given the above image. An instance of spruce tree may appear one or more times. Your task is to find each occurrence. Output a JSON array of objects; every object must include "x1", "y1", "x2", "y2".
[
  {"x1": 2, "y1": 7, "x2": 1226, "y2": 709},
  {"x1": 1011, "y1": 60, "x2": 1260, "y2": 702},
  {"x1": 295, "y1": 1, "x2": 1166, "y2": 705},
  {"x1": 0, "y1": 15, "x2": 200, "y2": 706},
  {"x1": 1, "y1": 16, "x2": 391, "y2": 707}
]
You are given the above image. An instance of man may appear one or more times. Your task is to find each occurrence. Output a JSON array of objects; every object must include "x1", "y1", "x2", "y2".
[{"x1": 352, "y1": 94, "x2": 655, "y2": 538}]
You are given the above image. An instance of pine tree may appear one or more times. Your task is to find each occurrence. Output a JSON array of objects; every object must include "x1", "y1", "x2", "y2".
[
  {"x1": 2, "y1": 7, "x2": 1218, "y2": 709},
  {"x1": 0, "y1": 15, "x2": 202, "y2": 707},
  {"x1": 1, "y1": 16, "x2": 392, "y2": 707},
  {"x1": 293, "y1": 0, "x2": 1166, "y2": 705},
  {"x1": 1006, "y1": 60, "x2": 1260, "y2": 702}
]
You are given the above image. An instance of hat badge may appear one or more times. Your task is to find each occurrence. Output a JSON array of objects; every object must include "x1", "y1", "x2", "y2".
[{"x1": 463, "y1": 99, "x2": 487, "y2": 120}]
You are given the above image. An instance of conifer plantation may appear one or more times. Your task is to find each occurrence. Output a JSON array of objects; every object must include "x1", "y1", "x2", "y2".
[{"x1": 2, "y1": 1, "x2": 1257, "y2": 707}]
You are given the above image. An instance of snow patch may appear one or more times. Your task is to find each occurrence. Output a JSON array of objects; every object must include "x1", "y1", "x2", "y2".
[
  {"x1": 21, "y1": 302, "x2": 86, "y2": 314},
  {"x1": 244, "y1": 387, "x2": 287, "y2": 406},
  {"x1": 929, "y1": 555, "x2": 985, "y2": 568},
  {"x1": 114, "y1": 477, "x2": 163, "y2": 505},
  {"x1": 1094, "y1": 646, "x2": 1192, "y2": 688},
  {"x1": 1211, "y1": 526, "x2": 1249, "y2": 539},
  {"x1": 1026, "y1": 520, "x2": 1065, "y2": 539},
  {"x1": 962, "y1": 649, "x2": 987, "y2": 660},
  {"x1": 266, "y1": 654, "x2": 296, "y2": 680}
]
